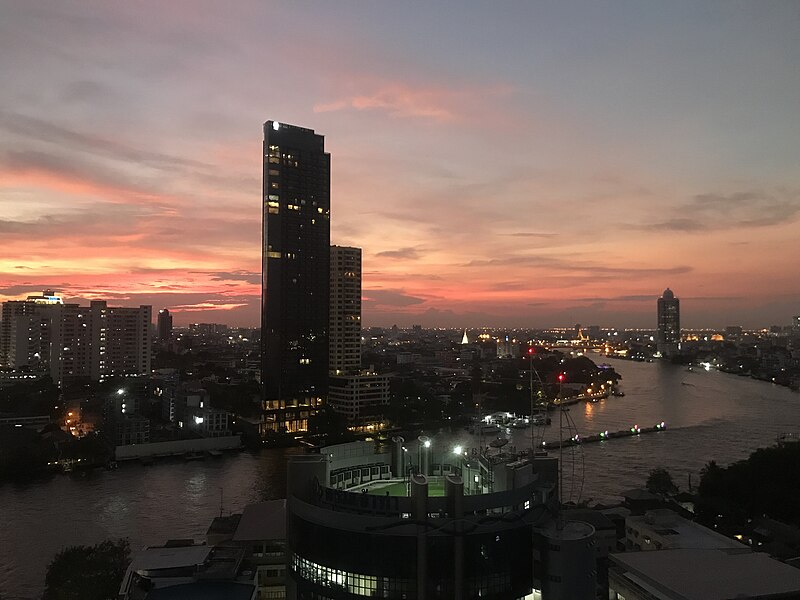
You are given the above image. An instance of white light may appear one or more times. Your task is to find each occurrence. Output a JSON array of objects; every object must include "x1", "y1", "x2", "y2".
[
  {"x1": 453, "y1": 446, "x2": 463, "y2": 455},
  {"x1": 423, "y1": 440, "x2": 431, "y2": 448},
  {"x1": 272, "y1": 121, "x2": 280, "y2": 130},
  {"x1": 474, "y1": 475, "x2": 479, "y2": 483},
  {"x1": 194, "y1": 416, "x2": 204, "y2": 424},
  {"x1": 117, "y1": 389, "x2": 125, "y2": 396}
]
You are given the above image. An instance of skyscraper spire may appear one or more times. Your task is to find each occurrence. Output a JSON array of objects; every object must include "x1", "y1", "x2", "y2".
[{"x1": 461, "y1": 329, "x2": 469, "y2": 345}]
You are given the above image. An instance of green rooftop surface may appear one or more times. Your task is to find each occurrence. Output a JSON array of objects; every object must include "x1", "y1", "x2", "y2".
[{"x1": 354, "y1": 478, "x2": 451, "y2": 497}]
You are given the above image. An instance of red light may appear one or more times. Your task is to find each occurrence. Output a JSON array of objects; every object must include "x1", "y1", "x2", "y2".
[
  {"x1": 528, "y1": 348, "x2": 534, "y2": 355},
  {"x1": 557, "y1": 373, "x2": 565, "y2": 382}
]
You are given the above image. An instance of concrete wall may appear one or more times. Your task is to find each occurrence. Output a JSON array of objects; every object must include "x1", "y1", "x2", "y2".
[{"x1": 114, "y1": 435, "x2": 241, "y2": 460}]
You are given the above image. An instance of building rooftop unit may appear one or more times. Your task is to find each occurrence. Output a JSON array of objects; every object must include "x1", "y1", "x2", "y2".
[
  {"x1": 626, "y1": 509, "x2": 742, "y2": 550},
  {"x1": 610, "y1": 548, "x2": 800, "y2": 600}
]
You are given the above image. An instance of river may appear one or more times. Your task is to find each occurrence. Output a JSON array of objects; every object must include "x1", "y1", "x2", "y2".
[{"x1": 1, "y1": 360, "x2": 798, "y2": 598}]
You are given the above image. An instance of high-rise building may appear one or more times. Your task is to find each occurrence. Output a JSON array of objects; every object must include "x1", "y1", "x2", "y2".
[
  {"x1": 157, "y1": 309, "x2": 173, "y2": 342},
  {"x1": 261, "y1": 121, "x2": 330, "y2": 434},
  {"x1": 0, "y1": 292, "x2": 151, "y2": 384},
  {"x1": 329, "y1": 246, "x2": 361, "y2": 375},
  {"x1": 656, "y1": 288, "x2": 681, "y2": 357},
  {"x1": 328, "y1": 246, "x2": 390, "y2": 430}
]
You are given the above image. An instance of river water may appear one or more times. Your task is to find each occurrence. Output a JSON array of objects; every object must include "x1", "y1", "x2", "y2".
[{"x1": 1, "y1": 359, "x2": 798, "y2": 598}]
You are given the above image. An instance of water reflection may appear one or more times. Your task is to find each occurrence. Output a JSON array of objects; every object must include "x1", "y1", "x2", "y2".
[{"x1": 1, "y1": 362, "x2": 798, "y2": 597}]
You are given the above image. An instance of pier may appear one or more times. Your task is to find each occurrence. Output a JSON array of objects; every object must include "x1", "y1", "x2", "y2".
[{"x1": 540, "y1": 421, "x2": 668, "y2": 450}]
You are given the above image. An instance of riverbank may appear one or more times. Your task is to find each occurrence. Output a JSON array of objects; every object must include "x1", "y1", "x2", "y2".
[{"x1": 3, "y1": 360, "x2": 800, "y2": 597}]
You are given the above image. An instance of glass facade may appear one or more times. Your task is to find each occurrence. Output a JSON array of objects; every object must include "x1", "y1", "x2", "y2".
[
  {"x1": 262, "y1": 121, "x2": 331, "y2": 433},
  {"x1": 289, "y1": 513, "x2": 534, "y2": 599}
]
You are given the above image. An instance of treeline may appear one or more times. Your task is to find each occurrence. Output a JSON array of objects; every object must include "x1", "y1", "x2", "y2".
[{"x1": 697, "y1": 440, "x2": 800, "y2": 531}]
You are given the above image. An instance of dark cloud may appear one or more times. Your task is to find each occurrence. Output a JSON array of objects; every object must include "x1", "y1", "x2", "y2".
[
  {"x1": 375, "y1": 247, "x2": 420, "y2": 260},
  {"x1": 0, "y1": 112, "x2": 258, "y2": 194},
  {"x1": 202, "y1": 270, "x2": 261, "y2": 285},
  {"x1": 0, "y1": 284, "x2": 69, "y2": 296},
  {"x1": 634, "y1": 190, "x2": 800, "y2": 232},
  {"x1": 362, "y1": 288, "x2": 426, "y2": 307},
  {"x1": 637, "y1": 218, "x2": 708, "y2": 232},
  {"x1": 466, "y1": 254, "x2": 693, "y2": 277},
  {"x1": 0, "y1": 111, "x2": 208, "y2": 172},
  {"x1": 504, "y1": 232, "x2": 558, "y2": 238},
  {"x1": 572, "y1": 294, "x2": 657, "y2": 303},
  {"x1": 363, "y1": 271, "x2": 444, "y2": 281}
]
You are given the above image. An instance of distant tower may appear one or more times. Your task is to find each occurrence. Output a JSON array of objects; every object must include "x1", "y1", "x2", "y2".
[
  {"x1": 461, "y1": 329, "x2": 469, "y2": 345},
  {"x1": 157, "y1": 309, "x2": 173, "y2": 342},
  {"x1": 657, "y1": 288, "x2": 681, "y2": 357}
]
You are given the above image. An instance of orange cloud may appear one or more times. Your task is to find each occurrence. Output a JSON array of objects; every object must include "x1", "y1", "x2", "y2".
[{"x1": 314, "y1": 82, "x2": 513, "y2": 123}]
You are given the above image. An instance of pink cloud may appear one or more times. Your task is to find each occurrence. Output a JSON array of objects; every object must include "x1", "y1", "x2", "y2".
[{"x1": 314, "y1": 82, "x2": 513, "y2": 122}]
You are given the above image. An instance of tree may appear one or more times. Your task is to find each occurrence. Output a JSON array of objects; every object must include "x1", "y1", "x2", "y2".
[
  {"x1": 646, "y1": 467, "x2": 677, "y2": 495},
  {"x1": 44, "y1": 539, "x2": 130, "y2": 600}
]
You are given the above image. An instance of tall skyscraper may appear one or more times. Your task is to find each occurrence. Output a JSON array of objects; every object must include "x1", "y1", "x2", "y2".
[
  {"x1": 656, "y1": 287, "x2": 681, "y2": 357},
  {"x1": 329, "y1": 245, "x2": 361, "y2": 375},
  {"x1": 261, "y1": 121, "x2": 330, "y2": 434},
  {"x1": 328, "y1": 246, "x2": 390, "y2": 430},
  {"x1": 157, "y1": 309, "x2": 173, "y2": 342}
]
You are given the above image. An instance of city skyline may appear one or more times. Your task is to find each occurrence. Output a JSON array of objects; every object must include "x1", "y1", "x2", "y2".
[{"x1": 2, "y1": 2, "x2": 800, "y2": 328}]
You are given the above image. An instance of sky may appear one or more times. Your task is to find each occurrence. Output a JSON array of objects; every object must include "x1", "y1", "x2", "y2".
[{"x1": 1, "y1": 1, "x2": 799, "y2": 329}]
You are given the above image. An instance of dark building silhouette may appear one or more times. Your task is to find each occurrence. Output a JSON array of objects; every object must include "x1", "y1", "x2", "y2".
[
  {"x1": 261, "y1": 121, "x2": 330, "y2": 434},
  {"x1": 656, "y1": 288, "x2": 680, "y2": 357},
  {"x1": 157, "y1": 308, "x2": 173, "y2": 342}
]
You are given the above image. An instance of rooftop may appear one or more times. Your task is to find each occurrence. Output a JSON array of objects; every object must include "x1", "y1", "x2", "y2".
[
  {"x1": 629, "y1": 509, "x2": 742, "y2": 549},
  {"x1": 232, "y1": 500, "x2": 286, "y2": 542},
  {"x1": 611, "y1": 548, "x2": 800, "y2": 600}
]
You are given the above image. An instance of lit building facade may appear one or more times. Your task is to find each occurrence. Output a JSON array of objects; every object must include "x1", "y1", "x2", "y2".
[
  {"x1": 284, "y1": 439, "x2": 597, "y2": 600},
  {"x1": 0, "y1": 292, "x2": 151, "y2": 384},
  {"x1": 656, "y1": 288, "x2": 681, "y2": 358},
  {"x1": 261, "y1": 121, "x2": 330, "y2": 434},
  {"x1": 329, "y1": 245, "x2": 361, "y2": 375},
  {"x1": 328, "y1": 245, "x2": 390, "y2": 429}
]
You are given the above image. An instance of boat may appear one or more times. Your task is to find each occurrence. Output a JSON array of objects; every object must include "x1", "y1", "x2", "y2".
[
  {"x1": 510, "y1": 418, "x2": 530, "y2": 429},
  {"x1": 183, "y1": 451, "x2": 205, "y2": 461},
  {"x1": 612, "y1": 390, "x2": 625, "y2": 397},
  {"x1": 467, "y1": 420, "x2": 500, "y2": 434},
  {"x1": 531, "y1": 414, "x2": 551, "y2": 426}
]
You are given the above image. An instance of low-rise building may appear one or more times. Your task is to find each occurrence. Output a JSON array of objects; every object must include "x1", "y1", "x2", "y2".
[
  {"x1": 609, "y1": 548, "x2": 800, "y2": 600},
  {"x1": 625, "y1": 509, "x2": 742, "y2": 552},
  {"x1": 119, "y1": 541, "x2": 256, "y2": 600},
  {"x1": 205, "y1": 500, "x2": 287, "y2": 599}
]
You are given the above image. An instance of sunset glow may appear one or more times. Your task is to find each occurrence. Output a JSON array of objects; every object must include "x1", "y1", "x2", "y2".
[{"x1": 2, "y1": 2, "x2": 799, "y2": 328}]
